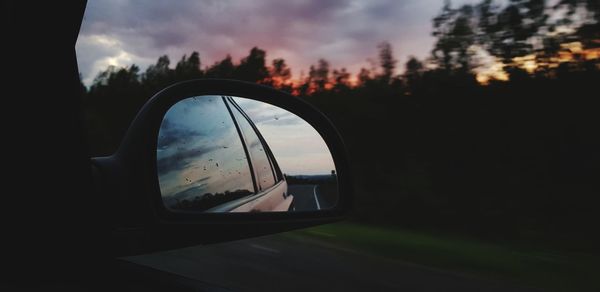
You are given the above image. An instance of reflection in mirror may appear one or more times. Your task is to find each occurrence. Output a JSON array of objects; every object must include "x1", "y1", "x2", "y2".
[{"x1": 157, "y1": 95, "x2": 338, "y2": 213}]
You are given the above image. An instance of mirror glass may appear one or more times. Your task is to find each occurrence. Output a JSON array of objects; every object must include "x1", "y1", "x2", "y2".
[{"x1": 156, "y1": 95, "x2": 338, "y2": 213}]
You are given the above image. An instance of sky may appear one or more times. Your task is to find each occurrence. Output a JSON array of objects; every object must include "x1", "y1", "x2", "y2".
[{"x1": 76, "y1": 0, "x2": 479, "y2": 86}]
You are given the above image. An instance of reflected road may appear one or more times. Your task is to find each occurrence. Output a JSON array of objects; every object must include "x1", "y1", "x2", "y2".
[{"x1": 288, "y1": 184, "x2": 321, "y2": 211}]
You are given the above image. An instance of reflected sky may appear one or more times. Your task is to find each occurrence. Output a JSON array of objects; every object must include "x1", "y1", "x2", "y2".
[
  {"x1": 157, "y1": 96, "x2": 254, "y2": 207},
  {"x1": 233, "y1": 97, "x2": 335, "y2": 176},
  {"x1": 157, "y1": 95, "x2": 335, "y2": 209}
]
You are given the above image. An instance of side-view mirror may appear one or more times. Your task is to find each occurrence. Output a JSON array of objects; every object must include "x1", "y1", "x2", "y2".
[{"x1": 92, "y1": 79, "x2": 352, "y2": 255}]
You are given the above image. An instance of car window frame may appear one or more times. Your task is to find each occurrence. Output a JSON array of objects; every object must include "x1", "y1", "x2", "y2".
[
  {"x1": 221, "y1": 96, "x2": 260, "y2": 195},
  {"x1": 225, "y1": 96, "x2": 282, "y2": 188},
  {"x1": 205, "y1": 96, "x2": 287, "y2": 212}
]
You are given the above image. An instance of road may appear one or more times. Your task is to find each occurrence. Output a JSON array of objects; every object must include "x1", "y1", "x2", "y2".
[
  {"x1": 126, "y1": 233, "x2": 542, "y2": 292},
  {"x1": 288, "y1": 184, "x2": 321, "y2": 211}
]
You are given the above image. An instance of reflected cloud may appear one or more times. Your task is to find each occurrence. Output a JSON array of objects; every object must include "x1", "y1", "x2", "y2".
[
  {"x1": 234, "y1": 97, "x2": 302, "y2": 126},
  {"x1": 157, "y1": 118, "x2": 204, "y2": 150},
  {"x1": 156, "y1": 144, "x2": 221, "y2": 176},
  {"x1": 157, "y1": 95, "x2": 338, "y2": 212},
  {"x1": 157, "y1": 96, "x2": 255, "y2": 206}
]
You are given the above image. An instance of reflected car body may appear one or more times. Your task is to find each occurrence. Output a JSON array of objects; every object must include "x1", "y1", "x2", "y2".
[{"x1": 213, "y1": 180, "x2": 291, "y2": 212}]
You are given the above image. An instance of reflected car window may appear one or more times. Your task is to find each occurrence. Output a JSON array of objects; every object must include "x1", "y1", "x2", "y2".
[
  {"x1": 229, "y1": 99, "x2": 277, "y2": 191},
  {"x1": 157, "y1": 95, "x2": 255, "y2": 211}
]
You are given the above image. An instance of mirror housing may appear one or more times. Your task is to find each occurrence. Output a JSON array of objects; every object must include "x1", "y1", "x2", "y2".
[{"x1": 92, "y1": 79, "x2": 352, "y2": 256}]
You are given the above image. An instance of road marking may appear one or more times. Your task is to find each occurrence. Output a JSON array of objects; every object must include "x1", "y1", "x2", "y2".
[
  {"x1": 313, "y1": 185, "x2": 321, "y2": 210},
  {"x1": 249, "y1": 244, "x2": 280, "y2": 254}
]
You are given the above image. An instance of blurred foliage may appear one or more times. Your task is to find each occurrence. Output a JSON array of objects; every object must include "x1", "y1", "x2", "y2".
[{"x1": 82, "y1": 0, "x2": 599, "y2": 250}]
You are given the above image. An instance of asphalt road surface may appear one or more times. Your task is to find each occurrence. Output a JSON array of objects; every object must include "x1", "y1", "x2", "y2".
[
  {"x1": 288, "y1": 184, "x2": 321, "y2": 211},
  {"x1": 126, "y1": 233, "x2": 543, "y2": 292}
]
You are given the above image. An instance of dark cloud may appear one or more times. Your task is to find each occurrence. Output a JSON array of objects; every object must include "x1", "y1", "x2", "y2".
[
  {"x1": 157, "y1": 144, "x2": 221, "y2": 176},
  {"x1": 157, "y1": 118, "x2": 204, "y2": 150},
  {"x1": 77, "y1": 0, "x2": 477, "y2": 85}
]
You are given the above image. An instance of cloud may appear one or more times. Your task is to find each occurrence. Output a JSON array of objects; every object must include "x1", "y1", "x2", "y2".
[
  {"x1": 76, "y1": 34, "x2": 154, "y2": 85},
  {"x1": 77, "y1": 0, "x2": 478, "y2": 86}
]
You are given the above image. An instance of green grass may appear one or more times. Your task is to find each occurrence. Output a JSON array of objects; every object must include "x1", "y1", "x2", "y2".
[{"x1": 283, "y1": 222, "x2": 599, "y2": 292}]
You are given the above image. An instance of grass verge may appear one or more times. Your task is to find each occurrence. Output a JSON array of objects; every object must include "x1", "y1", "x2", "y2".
[{"x1": 283, "y1": 222, "x2": 599, "y2": 292}]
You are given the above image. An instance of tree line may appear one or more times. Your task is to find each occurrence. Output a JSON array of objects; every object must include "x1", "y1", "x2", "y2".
[{"x1": 83, "y1": 0, "x2": 599, "y2": 250}]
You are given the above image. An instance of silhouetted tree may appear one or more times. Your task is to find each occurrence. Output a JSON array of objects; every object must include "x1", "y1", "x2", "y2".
[
  {"x1": 142, "y1": 55, "x2": 172, "y2": 93},
  {"x1": 174, "y1": 51, "x2": 202, "y2": 80},
  {"x1": 86, "y1": 64, "x2": 145, "y2": 154},
  {"x1": 80, "y1": 1, "x2": 600, "y2": 249},
  {"x1": 235, "y1": 47, "x2": 269, "y2": 83},
  {"x1": 478, "y1": 0, "x2": 547, "y2": 76},
  {"x1": 377, "y1": 41, "x2": 397, "y2": 83},
  {"x1": 432, "y1": 0, "x2": 458, "y2": 71},
  {"x1": 270, "y1": 58, "x2": 292, "y2": 92},
  {"x1": 205, "y1": 55, "x2": 235, "y2": 78},
  {"x1": 307, "y1": 59, "x2": 330, "y2": 93},
  {"x1": 356, "y1": 67, "x2": 373, "y2": 88},
  {"x1": 553, "y1": 0, "x2": 600, "y2": 49},
  {"x1": 432, "y1": 2, "x2": 477, "y2": 74},
  {"x1": 404, "y1": 56, "x2": 424, "y2": 93},
  {"x1": 332, "y1": 68, "x2": 351, "y2": 92}
]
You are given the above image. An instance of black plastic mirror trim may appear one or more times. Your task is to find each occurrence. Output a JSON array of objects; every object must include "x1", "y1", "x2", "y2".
[{"x1": 93, "y1": 79, "x2": 353, "y2": 254}]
